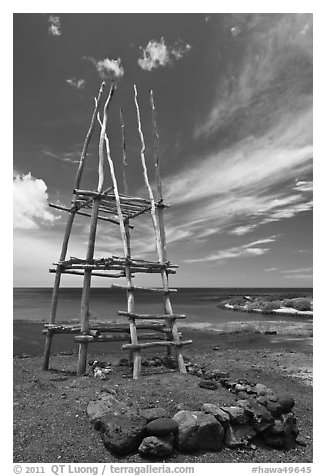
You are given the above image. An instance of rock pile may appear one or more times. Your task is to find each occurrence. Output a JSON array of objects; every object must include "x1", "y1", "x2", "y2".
[{"x1": 86, "y1": 374, "x2": 299, "y2": 457}]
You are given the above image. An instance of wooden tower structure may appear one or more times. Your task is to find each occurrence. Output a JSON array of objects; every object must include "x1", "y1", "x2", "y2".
[{"x1": 42, "y1": 82, "x2": 192, "y2": 378}]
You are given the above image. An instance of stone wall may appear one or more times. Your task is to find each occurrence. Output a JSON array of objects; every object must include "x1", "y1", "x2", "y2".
[{"x1": 86, "y1": 364, "x2": 299, "y2": 458}]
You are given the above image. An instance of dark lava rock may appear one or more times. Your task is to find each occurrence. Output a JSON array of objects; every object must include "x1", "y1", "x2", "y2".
[
  {"x1": 212, "y1": 370, "x2": 230, "y2": 380},
  {"x1": 225, "y1": 424, "x2": 257, "y2": 448},
  {"x1": 201, "y1": 403, "x2": 230, "y2": 428},
  {"x1": 256, "y1": 396, "x2": 268, "y2": 406},
  {"x1": 100, "y1": 414, "x2": 147, "y2": 456},
  {"x1": 266, "y1": 400, "x2": 283, "y2": 418},
  {"x1": 199, "y1": 379, "x2": 219, "y2": 390},
  {"x1": 262, "y1": 412, "x2": 298, "y2": 449},
  {"x1": 221, "y1": 406, "x2": 249, "y2": 425},
  {"x1": 237, "y1": 399, "x2": 274, "y2": 432},
  {"x1": 277, "y1": 394, "x2": 295, "y2": 413},
  {"x1": 252, "y1": 383, "x2": 274, "y2": 396},
  {"x1": 140, "y1": 407, "x2": 169, "y2": 423},
  {"x1": 146, "y1": 418, "x2": 179, "y2": 436},
  {"x1": 87, "y1": 393, "x2": 138, "y2": 424},
  {"x1": 173, "y1": 410, "x2": 224, "y2": 452},
  {"x1": 138, "y1": 435, "x2": 174, "y2": 457}
]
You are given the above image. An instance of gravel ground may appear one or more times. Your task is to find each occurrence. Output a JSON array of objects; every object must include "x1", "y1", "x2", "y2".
[{"x1": 13, "y1": 329, "x2": 313, "y2": 464}]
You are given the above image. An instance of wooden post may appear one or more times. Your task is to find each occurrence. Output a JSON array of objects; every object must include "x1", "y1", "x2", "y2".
[
  {"x1": 77, "y1": 83, "x2": 115, "y2": 376},
  {"x1": 119, "y1": 108, "x2": 135, "y2": 367},
  {"x1": 149, "y1": 89, "x2": 186, "y2": 373},
  {"x1": 98, "y1": 89, "x2": 141, "y2": 378},
  {"x1": 42, "y1": 82, "x2": 106, "y2": 371},
  {"x1": 120, "y1": 109, "x2": 129, "y2": 196},
  {"x1": 76, "y1": 197, "x2": 100, "y2": 376}
]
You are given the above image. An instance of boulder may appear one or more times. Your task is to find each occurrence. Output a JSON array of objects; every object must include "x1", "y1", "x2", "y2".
[
  {"x1": 235, "y1": 383, "x2": 247, "y2": 392},
  {"x1": 212, "y1": 370, "x2": 229, "y2": 379},
  {"x1": 146, "y1": 418, "x2": 179, "y2": 436},
  {"x1": 140, "y1": 407, "x2": 169, "y2": 423},
  {"x1": 173, "y1": 410, "x2": 224, "y2": 452},
  {"x1": 100, "y1": 414, "x2": 147, "y2": 456},
  {"x1": 221, "y1": 406, "x2": 249, "y2": 425},
  {"x1": 86, "y1": 393, "x2": 138, "y2": 424},
  {"x1": 138, "y1": 435, "x2": 174, "y2": 457},
  {"x1": 277, "y1": 394, "x2": 295, "y2": 413},
  {"x1": 198, "y1": 379, "x2": 219, "y2": 390},
  {"x1": 236, "y1": 399, "x2": 274, "y2": 432},
  {"x1": 225, "y1": 424, "x2": 257, "y2": 448},
  {"x1": 201, "y1": 403, "x2": 230, "y2": 428},
  {"x1": 262, "y1": 412, "x2": 298, "y2": 450},
  {"x1": 252, "y1": 383, "x2": 274, "y2": 396},
  {"x1": 266, "y1": 400, "x2": 283, "y2": 418}
]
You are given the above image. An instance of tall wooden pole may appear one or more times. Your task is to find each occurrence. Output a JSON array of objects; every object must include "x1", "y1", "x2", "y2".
[
  {"x1": 99, "y1": 94, "x2": 141, "y2": 378},
  {"x1": 149, "y1": 89, "x2": 186, "y2": 373},
  {"x1": 42, "y1": 82, "x2": 106, "y2": 371},
  {"x1": 76, "y1": 197, "x2": 100, "y2": 376},
  {"x1": 119, "y1": 108, "x2": 134, "y2": 367},
  {"x1": 120, "y1": 109, "x2": 129, "y2": 196},
  {"x1": 76, "y1": 83, "x2": 115, "y2": 376}
]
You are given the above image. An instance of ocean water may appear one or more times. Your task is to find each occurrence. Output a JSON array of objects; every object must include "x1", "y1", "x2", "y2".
[{"x1": 13, "y1": 287, "x2": 312, "y2": 331}]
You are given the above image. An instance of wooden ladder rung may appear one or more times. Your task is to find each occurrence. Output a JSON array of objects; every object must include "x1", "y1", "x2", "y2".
[
  {"x1": 122, "y1": 340, "x2": 192, "y2": 351},
  {"x1": 118, "y1": 311, "x2": 186, "y2": 319},
  {"x1": 112, "y1": 284, "x2": 177, "y2": 292},
  {"x1": 75, "y1": 332, "x2": 166, "y2": 343},
  {"x1": 49, "y1": 268, "x2": 125, "y2": 278}
]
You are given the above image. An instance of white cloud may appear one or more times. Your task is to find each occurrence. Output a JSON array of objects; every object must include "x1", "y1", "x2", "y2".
[
  {"x1": 294, "y1": 180, "x2": 313, "y2": 192},
  {"x1": 41, "y1": 147, "x2": 80, "y2": 164},
  {"x1": 184, "y1": 235, "x2": 277, "y2": 263},
  {"x1": 230, "y1": 224, "x2": 257, "y2": 236},
  {"x1": 13, "y1": 173, "x2": 56, "y2": 229},
  {"x1": 138, "y1": 37, "x2": 191, "y2": 71},
  {"x1": 265, "y1": 267, "x2": 278, "y2": 272},
  {"x1": 48, "y1": 15, "x2": 61, "y2": 37},
  {"x1": 85, "y1": 57, "x2": 124, "y2": 80},
  {"x1": 283, "y1": 273, "x2": 312, "y2": 280},
  {"x1": 162, "y1": 103, "x2": 312, "y2": 241},
  {"x1": 66, "y1": 78, "x2": 86, "y2": 90},
  {"x1": 197, "y1": 14, "x2": 312, "y2": 137},
  {"x1": 282, "y1": 267, "x2": 313, "y2": 274}
]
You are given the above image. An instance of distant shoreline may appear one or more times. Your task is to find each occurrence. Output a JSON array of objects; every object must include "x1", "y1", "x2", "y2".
[{"x1": 218, "y1": 294, "x2": 313, "y2": 318}]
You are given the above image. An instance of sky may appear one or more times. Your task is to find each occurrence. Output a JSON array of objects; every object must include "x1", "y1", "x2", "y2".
[{"x1": 13, "y1": 12, "x2": 313, "y2": 287}]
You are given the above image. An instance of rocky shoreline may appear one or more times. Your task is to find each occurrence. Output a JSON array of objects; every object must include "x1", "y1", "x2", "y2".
[{"x1": 218, "y1": 295, "x2": 313, "y2": 318}]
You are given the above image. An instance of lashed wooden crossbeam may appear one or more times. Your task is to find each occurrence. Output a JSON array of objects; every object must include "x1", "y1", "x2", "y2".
[
  {"x1": 72, "y1": 190, "x2": 155, "y2": 221},
  {"x1": 118, "y1": 312, "x2": 186, "y2": 320},
  {"x1": 112, "y1": 284, "x2": 178, "y2": 292},
  {"x1": 49, "y1": 203, "x2": 122, "y2": 226},
  {"x1": 44, "y1": 322, "x2": 167, "y2": 333},
  {"x1": 122, "y1": 340, "x2": 192, "y2": 351},
  {"x1": 74, "y1": 332, "x2": 171, "y2": 343},
  {"x1": 53, "y1": 256, "x2": 177, "y2": 273},
  {"x1": 49, "y1": 268, "x2": 126, "y2": 278}
]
